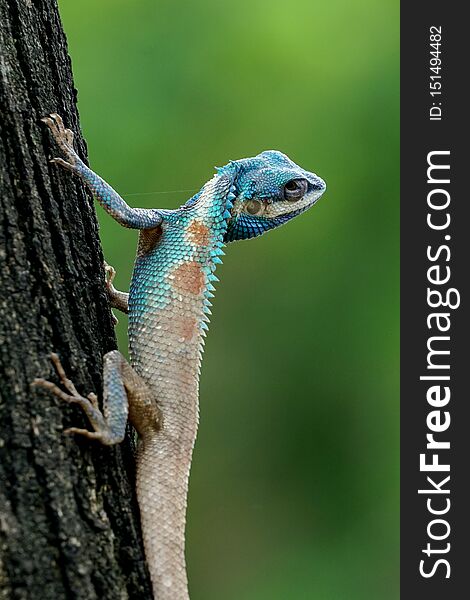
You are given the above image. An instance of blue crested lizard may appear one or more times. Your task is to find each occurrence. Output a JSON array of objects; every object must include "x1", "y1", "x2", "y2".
[{"x1": 33, "y1": 114, "x2": 326, "y2": 599}]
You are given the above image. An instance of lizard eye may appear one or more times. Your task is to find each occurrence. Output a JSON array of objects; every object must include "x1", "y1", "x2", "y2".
[
  {"x1": 245, "y1": 199, "x2": 263, "y2": 215},
  {"x1": 284, "y1": 178, "x2": 308, "y2": 201}
]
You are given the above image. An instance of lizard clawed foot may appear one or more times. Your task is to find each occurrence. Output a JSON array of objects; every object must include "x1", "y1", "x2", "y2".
[
  {"x1": 104, "y1": 261, "x2": 118, "y2": 295},
  {"x1": 103, "y1": 261, "x2": 129, "y2": 317},
  {"x1": 41, "y1": 113, "x2": 78, "y2": 171},
  {"x1": 104, "y1": 262, "x2": 120, "y2": 325},
  {"x1": 32, "y1": 353, "x2": 121, "y2": 445}
]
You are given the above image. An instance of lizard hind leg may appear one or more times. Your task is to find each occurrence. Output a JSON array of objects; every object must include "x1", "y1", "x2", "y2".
[{"x1": 32, "y1": 351, "x2": 160, "y2": 446}]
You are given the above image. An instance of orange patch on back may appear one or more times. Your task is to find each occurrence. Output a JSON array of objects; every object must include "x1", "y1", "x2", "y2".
[
  {"x1": 172, "y1": 261, "x2": 205, "y2": 295},
  {"x1": 173, "y1": 315, "x2": 198, "y2": 341},
  {"x1": 186, "y1": 220, "x2": 210, "y2": 246}
]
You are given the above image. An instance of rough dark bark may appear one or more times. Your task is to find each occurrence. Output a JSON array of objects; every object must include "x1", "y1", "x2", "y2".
[{"x1": 0, "y1": 1, "x2": 153, "y2": 598}]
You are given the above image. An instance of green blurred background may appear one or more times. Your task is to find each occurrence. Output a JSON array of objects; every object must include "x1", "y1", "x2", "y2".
[{"x1": 60, "y1": 0, "x2": 399, "y2": 598}]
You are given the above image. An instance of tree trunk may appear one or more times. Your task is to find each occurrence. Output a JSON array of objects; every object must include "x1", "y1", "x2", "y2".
[{"x1": 0, "y1": 1, "x2": 152, "y2": 598}]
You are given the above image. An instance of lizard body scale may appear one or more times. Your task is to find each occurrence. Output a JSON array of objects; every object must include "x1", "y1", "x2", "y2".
[{"x1": 34, "y1": 114, "x2": 326, "y2": 599}]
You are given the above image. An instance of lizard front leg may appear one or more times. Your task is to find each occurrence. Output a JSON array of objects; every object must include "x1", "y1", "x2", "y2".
[
  {"x1": 32, "y1": 351, "x2": 161, "y2": 445},
  {"x1": 105, "y1": 262, "x2": 129, "y2": 315},
  {"x1": 41, "y1": 114, "x2": 162, "y2": 230}
]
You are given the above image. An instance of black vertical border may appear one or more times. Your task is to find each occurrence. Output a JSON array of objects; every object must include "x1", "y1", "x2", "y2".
[{"x1": 401, "y1": 3, "x2": 468, "y2": 598}]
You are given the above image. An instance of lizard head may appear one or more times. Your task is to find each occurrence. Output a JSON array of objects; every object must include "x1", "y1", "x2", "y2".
[{"x1": 223, "y1": 150, "x2": 326, "y2": 242}]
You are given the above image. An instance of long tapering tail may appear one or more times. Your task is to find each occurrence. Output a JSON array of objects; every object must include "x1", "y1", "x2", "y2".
[{"x1": 136, "y1": 434, "x2": 193, "y2": 600}]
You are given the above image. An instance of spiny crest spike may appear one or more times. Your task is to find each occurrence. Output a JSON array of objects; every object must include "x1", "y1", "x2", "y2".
[{"x1": 212, "y1": 256, "x2": 223, "y2": 265}]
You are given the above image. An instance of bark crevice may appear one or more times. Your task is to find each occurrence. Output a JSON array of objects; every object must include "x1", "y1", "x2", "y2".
[{"x1": 0, "y1": 1, "x2": 153, "y2": 598}]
